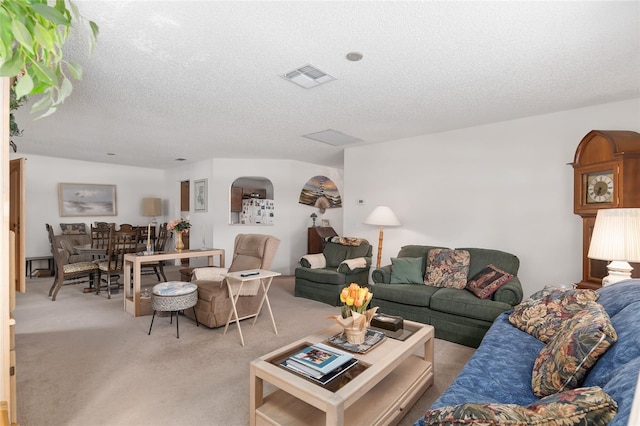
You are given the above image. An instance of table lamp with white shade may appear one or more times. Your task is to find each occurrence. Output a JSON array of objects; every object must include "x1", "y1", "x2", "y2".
[
  {"x1": 587, "y1": 208, "x2": 640, "y2": 286},
  {"x1": 364, "y1": 205, "x2": 401, "y2": 268}
]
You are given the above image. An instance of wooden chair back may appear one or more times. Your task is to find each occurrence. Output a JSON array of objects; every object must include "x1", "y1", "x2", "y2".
[
  {"x1": 155, "y1": 223, "x2": 168, "y2": 252},
  {"x1": 90, "y1": 224, "x2": 112, "y2": 250},
  {"x1": 95, "y1": 228, "x2": 139, "y2": 298}
]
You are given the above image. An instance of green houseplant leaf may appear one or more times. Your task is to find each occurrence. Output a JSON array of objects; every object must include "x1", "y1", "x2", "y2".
[{"x1": 1, "y1": 0, "x2": 98, "y2": 143}]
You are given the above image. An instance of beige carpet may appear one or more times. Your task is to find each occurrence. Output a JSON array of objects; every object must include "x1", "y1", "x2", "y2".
[{"x1": 14, "y1": 267, "x2": 474, "y2": 426}]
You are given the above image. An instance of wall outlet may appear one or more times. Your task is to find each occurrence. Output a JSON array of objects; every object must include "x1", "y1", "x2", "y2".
[{"x1": 357, "y1": 199, "x2": 366, "y2": 205}]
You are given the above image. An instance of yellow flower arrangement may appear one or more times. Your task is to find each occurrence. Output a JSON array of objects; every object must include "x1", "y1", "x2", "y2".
[{"x1": 340, "y1": 283, "x2": 373, "y2": 317}]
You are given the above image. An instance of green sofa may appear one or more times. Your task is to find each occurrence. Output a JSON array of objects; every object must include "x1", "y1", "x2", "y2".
[
  {"x1": 371, "y1": 245, "x2": 523, "y2": 348},
  {"x1": 294, "y1": 239, "x2": 372, "y2": 306}
]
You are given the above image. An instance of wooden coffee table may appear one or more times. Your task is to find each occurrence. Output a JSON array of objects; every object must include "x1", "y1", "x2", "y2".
[{"x1": 249, "y1": 320, "x2": 434, "y2": 426}]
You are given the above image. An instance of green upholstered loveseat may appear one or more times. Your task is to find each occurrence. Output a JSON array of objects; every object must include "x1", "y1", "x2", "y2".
[
  {"x1": 294, "y1": 239, "x2": 372, "y2": 306},
  {"x1": 371, "y1": 245, "x2": 523, "y2": 348}
]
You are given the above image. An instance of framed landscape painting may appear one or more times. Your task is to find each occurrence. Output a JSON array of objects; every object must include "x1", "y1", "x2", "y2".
[{"x1": 58, "y1": 183, "x2": 117, "y2": 217}]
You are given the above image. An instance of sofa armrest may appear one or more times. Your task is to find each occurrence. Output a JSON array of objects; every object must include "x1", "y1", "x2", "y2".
[
  {"x1": 492, "y1": 276, "x2": 523, "y2": 306},
  {"x1": 372, "y1": 265, "x2": 392, "y2": 284},
  {"x1": 337, "y1": 257, "x2": 371, "y2": 274}
]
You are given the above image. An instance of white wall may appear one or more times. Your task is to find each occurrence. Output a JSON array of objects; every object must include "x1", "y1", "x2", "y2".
[
  {"x1": 164, "y1": 158, "x2": 344, "y2": 274},
  {"x1": 15, "y1": 98, "x2": 640, "y2": 289},
  {"x1": 17, "y1": 154, "x2": 345, "y2": 275},
  {"x1": 343, "y1": 98, "x2": 640, "y2": 298},
  {"x1": 13, "y1": 154, "x2": 166, "y2": 258}
]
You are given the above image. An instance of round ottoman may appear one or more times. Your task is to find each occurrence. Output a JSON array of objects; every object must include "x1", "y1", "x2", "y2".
[{"x1": 147, "y1": 281, "x2": 199, "y2": 338}]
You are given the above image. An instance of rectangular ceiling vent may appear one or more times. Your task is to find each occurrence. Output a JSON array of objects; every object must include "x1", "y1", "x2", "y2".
[
  {"x1": 302, "y1": 129, "x2": 363, "y2": 147},
  {"x1": 282, "y1": 64, "x2": 336, "y2": 89}
]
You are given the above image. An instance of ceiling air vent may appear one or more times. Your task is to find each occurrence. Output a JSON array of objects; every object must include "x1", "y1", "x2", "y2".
[{"x1": 282, "y1": 64, "x2": 336, "y2": 89}]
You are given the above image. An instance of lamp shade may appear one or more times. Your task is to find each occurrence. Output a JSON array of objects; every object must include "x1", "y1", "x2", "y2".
[
  {"x1": 363, "y1": 206, "x2": 401, "y2": 226},
  {"x1": 588, "y1": 208, "x2": 640, "y2": 263},
  {"x1": 142, "y1": 198, "x2": 162, "y2": 216}
]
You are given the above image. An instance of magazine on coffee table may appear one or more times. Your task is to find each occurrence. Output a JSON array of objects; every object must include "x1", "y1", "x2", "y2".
[
  {"x1": 288, "y1": 342, "x2": 353, "y2": 375},
  {"x1": 280, "y1": 357, "x2": 359, "y2": 385}
]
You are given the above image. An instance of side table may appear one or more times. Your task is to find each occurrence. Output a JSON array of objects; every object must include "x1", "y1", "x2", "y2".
[{"x1": 222, "y1": 269, "x2": 281, "y2": 346}]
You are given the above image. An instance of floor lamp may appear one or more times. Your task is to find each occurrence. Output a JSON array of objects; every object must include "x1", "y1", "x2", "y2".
[
  {"x1": 588, "y1": 208, "x2": 640, "y2": 286},
  {"x1": 364, "y1": 206, "x2": 401, "y2": 268}
]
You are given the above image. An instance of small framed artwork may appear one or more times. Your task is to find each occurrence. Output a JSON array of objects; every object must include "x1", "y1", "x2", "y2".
[
  {"x1": 321, "y1": 219, "x2": 330, "y2": 227},
  {"x1": 58, "y1": 183, "x2": 117, "y2": 217},
  {"x1": 194, "y1": 179, "x2": 208, "y2": 212}
]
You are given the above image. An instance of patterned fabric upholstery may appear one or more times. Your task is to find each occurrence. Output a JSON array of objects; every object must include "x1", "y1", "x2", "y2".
[
  {"x1": 60, "y1": 223, "x2": 87, "y2": 234},
  {"x1": 325, "y1": 236, "x2": 369, "y2": 247},
  {"x1": 62, "y1": 261, "x2": 98, "y2": 274},
  {"x1": 466, "y1": 264, "x2": 513, "y2": 299},
  {"x1": 423, "y1": 386, "x2": 617, "y2": 425},
  {"x1": 532, "y1": 301, "x2": 617, "y2": 397},
  {"x1": 509, "y1": 287, "x2": 599, "y2": 343},
  {"x1": 424, "y1": 248, "x2": 470, "y2": 289}
]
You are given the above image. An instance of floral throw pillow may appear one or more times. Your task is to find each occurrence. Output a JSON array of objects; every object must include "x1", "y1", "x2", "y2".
[
  {"x1": 423, "y1": 386, "x2": 617, "y2": 425},
  {"x1": 508, "y1": 287, "x2": 599, "y2": 343},
  {"x1": 532, "y1": 301, "x2": 617, "y2": 397},
  {"x1": 424, "y1": 249, "x2": 470, "y2": 289},
  {"x1": 465, "y1": 264, "x2": 513, "y2": 299}
]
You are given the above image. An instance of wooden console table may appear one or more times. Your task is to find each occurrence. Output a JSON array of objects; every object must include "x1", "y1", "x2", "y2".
[
  {"x1": 250, "y1": 320, "x2": 434, "y2": 425},
  {"x1": 123, "y1": 248, "x2": 225, "y2": 317}
]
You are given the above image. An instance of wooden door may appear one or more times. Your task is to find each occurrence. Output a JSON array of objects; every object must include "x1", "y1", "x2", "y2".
[
  {"x1": 9, "y1": 158, "x2": 24, "y2": 293},
  {"x1": 1, "y1": 77, "x2": 18, "y2": 425},
  {"x1": 180, "y1": 180, "x2": 189, "y2": 263}
]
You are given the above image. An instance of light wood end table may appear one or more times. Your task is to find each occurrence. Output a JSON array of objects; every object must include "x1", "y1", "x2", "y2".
[{"x1": 250, "y1": 320, "x2": 434, "y2": 426}]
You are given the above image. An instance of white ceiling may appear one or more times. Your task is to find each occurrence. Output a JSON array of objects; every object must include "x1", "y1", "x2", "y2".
[{"x1": 12, "y1": 1, "x2": 640, "y2": 169}]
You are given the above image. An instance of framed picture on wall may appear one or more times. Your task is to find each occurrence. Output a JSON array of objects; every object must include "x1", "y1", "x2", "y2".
[
  {"x1": 58, "y1": 183, "x2": 117, "y2": 217},
  {"x1": 194, "y1": 179, "x2": 208, "y2": 212},
  {"x1": 321, "y1": 219, "x2": 330, "y2": 227}
]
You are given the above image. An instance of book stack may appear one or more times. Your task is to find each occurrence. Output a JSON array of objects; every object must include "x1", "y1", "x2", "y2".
[{"x1": 281, "y1": 343, "x2": 358, "y2": 385}]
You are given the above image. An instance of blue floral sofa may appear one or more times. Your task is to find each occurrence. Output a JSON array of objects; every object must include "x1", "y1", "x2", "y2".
[{"x1": 414, "y1": 279, "x2": 640, "y2": 425}]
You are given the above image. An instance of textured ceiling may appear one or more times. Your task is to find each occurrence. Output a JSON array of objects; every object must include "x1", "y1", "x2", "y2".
[{"x1": 12, "y1": 1, "x2": 640, "y2": 169}]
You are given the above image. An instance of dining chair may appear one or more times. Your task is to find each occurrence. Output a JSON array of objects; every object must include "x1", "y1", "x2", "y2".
[
  {"x1": 45, "y1": 224, "x2": 99, "y2": 301},
  {"x1": 138, "y1": 225, "x2": 156, "y2": 246},
  {"x1": 96, "y1": 227, "x2": 140, "y2": 299},
  {"x1": 118, "y1": 224, "x2": 134, "y2": 232},
  {"x1": 90, "y1": 223, "x2": 111, "y2": 260},
  {"x1": 141, "y1": 223, "x2": 169, "y2": 282}
]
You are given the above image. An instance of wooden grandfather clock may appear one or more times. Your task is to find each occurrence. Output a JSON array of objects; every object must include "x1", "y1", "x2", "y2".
[{"x1": 572, "y1": 130, "x2": 640, "y2": 289}]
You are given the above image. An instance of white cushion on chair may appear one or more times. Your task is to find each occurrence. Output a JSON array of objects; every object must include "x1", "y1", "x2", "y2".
[{"x1": 192, "y1": 267, "x2": 228, "y2": 281}]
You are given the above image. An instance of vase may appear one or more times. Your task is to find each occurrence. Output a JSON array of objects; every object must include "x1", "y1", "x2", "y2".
[
  {"x1": 344, "y1": 326, "x2": 367, "y2": 344},
  {"x1": 175, "y1": 230, "x2": 184, "y2": 251}
]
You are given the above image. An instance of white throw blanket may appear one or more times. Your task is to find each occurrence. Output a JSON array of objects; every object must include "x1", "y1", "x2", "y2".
[
  {"x1": 339, "y1": 257, "x2": 367, "y2": 271},
  {"x1": 301, "y1": 253, "x2": 326, "y2": 269}
]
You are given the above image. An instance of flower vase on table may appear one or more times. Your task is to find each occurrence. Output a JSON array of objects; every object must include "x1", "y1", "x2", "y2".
[
  {"x1": 166, "y1": 218, "x2": 191, "y2": 252},
  {"x1": 328, "y1": 283, "x2": 377, "y2": 344}
]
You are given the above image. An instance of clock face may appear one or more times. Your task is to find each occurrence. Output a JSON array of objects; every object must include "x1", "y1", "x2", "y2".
[{"x1": 586, "y1": 172, "x2": 614, "y2": 204}]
